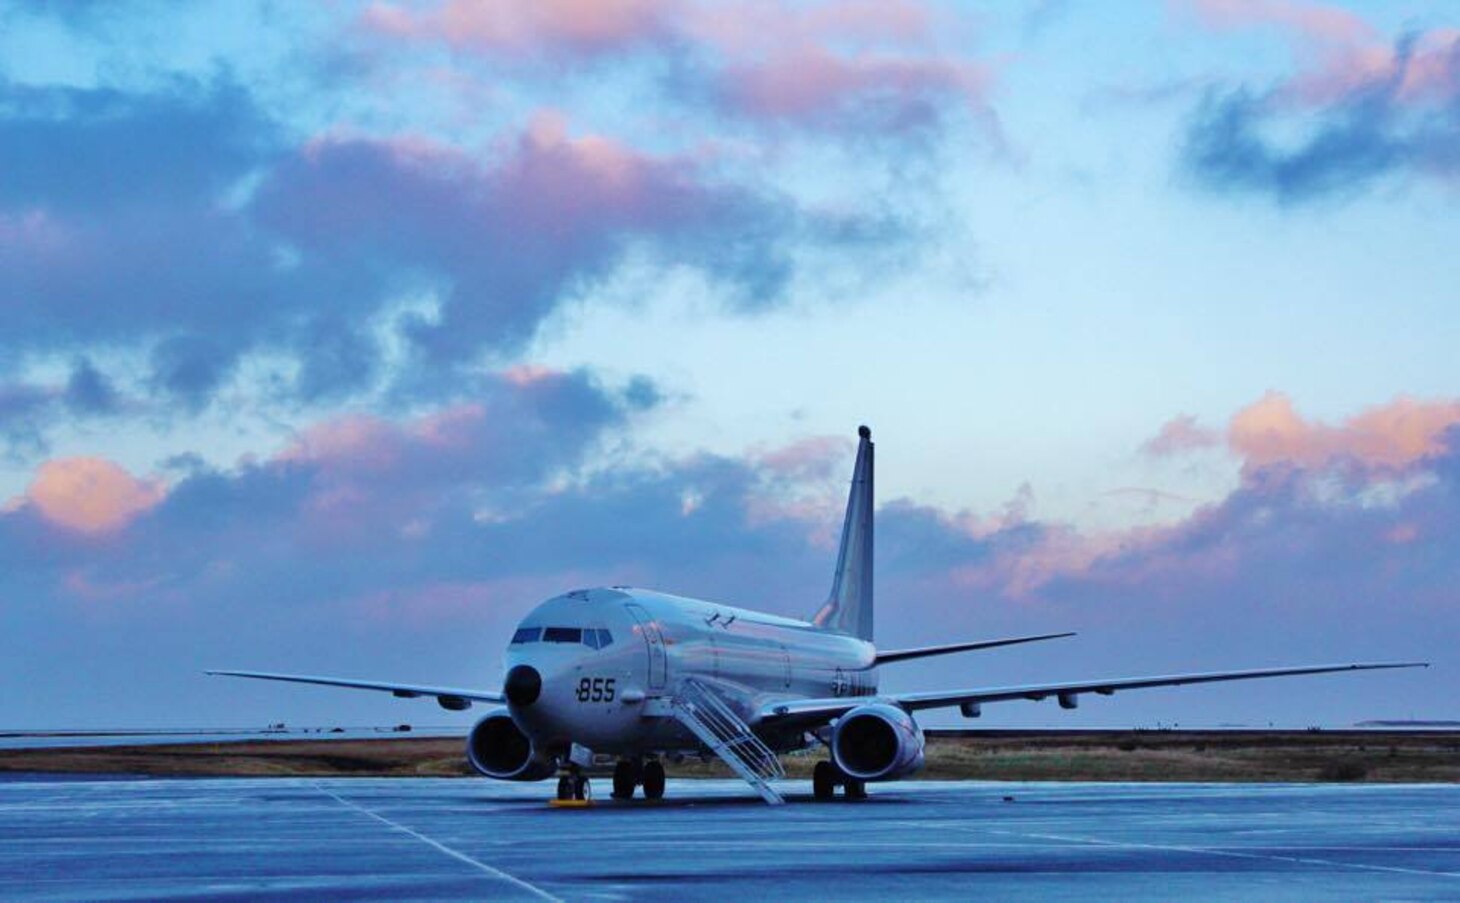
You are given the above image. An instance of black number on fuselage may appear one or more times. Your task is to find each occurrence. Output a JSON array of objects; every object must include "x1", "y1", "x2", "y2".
[{"x1": 576, "y1": 677, "x2": 615, "y2": 703}]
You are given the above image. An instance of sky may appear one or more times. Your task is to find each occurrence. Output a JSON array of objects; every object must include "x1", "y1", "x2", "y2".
[{"x1": 0, "y1": 0, "x2": 1455, "y2": 730}]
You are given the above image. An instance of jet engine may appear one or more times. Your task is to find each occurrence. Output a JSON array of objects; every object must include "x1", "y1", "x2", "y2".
[
  {"x1": 831, "y1": 703, "x2": 926, "y2": 781},
  {"x1": 465, "y1": 710, "x2": 555, "y2": 781}
]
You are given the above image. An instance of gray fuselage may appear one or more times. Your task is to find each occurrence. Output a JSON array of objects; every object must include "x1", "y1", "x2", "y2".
[{"x1": 504, "y1": 587, "x2": 876, "y2": 760}]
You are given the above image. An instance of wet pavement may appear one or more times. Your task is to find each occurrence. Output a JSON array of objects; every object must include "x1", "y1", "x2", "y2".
[{"x1": 1, "y1": 776, "x2": 1457, "y2": 900}]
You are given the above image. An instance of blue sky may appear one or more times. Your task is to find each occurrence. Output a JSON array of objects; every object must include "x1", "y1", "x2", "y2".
[{"x1": 0, "y1": 0, "x2": 1455, "y2": 729}]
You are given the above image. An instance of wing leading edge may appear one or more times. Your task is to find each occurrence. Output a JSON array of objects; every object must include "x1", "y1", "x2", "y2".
[
  {"x1": 759, "y1": 661, "x2": 1428, "y2": 725},
  {"x1": 206, "y1": 669, "x2": 502, "y2": 710},
  {"x1": 874, "y1": 632, "x2": 1075, "y2": 666}
]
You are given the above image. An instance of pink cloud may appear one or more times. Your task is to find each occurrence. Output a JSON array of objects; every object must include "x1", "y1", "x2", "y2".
[
  {"x1": 361, "y1": 0, "x2": 672, "y2": 56},
  {"x1": 278, "y1": 402, "x2": 488, "y2": 477},
  {"x1": 1286, "y1": 27, "x2": 1460, "y2": 107},
  {"x1": 360, "y1": 1, "x2": 995, "y2": 135},
  {"x1": 1141, "y1": 393, "x2": 1460, "y2": 471},
  {"x1": 1142, "y1": 414, "x2": 1223, "y2": 457},
  {"x1": 756, "y1": 434, "x2": 849, "y2": 481},
  {"x1": 23, "y1": 457, "x2": 166, "y2": 534},
  {"x1": 716, "y1": 48, "x2": 990, "y2": 127},
  {"x1": 1228, "y1": 392, "x2": 1460, "y2": 470},
  {"x1": 1178, "y1": 0, "x2": 1460, "y2": 108},
  {"x1": 1182, "y1": 0, "x2": 1375, "y2": 47}
]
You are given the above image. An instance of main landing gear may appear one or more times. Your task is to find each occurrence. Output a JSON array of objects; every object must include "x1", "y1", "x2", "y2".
[
  {"x1": 812, "y1": 760, "x2": 866, "y2": 801},
  {"x1": 610, "y1": 758, "x2": 666, "y2": 801}
]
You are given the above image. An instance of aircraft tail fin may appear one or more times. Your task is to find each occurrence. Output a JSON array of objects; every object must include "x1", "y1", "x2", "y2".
[{"x1": 812, "y1": 425, "x2": 874, "y2": 641}]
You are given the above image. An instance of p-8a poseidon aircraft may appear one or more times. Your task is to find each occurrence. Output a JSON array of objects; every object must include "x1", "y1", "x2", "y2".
[{"x1": 212, "y1": 427, "x2": 1426, "y2": 804}]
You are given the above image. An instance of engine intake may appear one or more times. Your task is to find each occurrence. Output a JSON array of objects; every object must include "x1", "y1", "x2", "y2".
[
  {"x1": 831, "y1": 703, "x2": 926, "y2": 781},
  {"x1": 465, "y1": 710, "x2": 554, "y2": 781}
]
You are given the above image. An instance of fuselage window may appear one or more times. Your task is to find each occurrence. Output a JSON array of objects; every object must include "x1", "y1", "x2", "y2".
[
  {"x1": 543, "y1": 627, "x2": 582, "y2": 644},
  {"x1": 511, "y1": 627, "x2": 541, "y2": 644},
  {"x1": 597, "y1": 629, "x2": 613, "y2": 648}
]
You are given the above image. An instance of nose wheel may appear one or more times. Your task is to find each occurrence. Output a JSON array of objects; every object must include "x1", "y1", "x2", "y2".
[{"x1": 556, "y1": 773, "x2": 591, "y2": 802}]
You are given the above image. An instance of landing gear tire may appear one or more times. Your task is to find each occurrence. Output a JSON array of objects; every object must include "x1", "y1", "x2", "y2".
[
  {"x1": 556, "y1": 776, "x2": 573, "y2": 801},
  {"x1": 813, "y1": 761, "x2": 836, "y2": 801},
  {"x1": 844, "y1": 779, "x2": 867, "y2": 800},
  {"x1": 641, "y1": 760, "x2": 666, "y2": 800},
  {"x1": 612, "y1": 760, "x2": 640, "y2": 800},
  {"x1": 572, "y1": 774, "x2": 591, "y2": 801}
]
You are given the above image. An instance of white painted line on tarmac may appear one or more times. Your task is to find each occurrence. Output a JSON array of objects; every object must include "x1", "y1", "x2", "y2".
[{"x1": 312, "y1": 783, "x2": 563, "y2": 902}]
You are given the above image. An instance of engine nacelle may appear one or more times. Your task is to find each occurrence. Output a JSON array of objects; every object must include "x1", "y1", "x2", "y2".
[
  {"x1": 831, "y1": 703, "x2": 926, "y2": 782},
  {"x1": 465, "y1": 710, "x2": 555, "y2": 781}
]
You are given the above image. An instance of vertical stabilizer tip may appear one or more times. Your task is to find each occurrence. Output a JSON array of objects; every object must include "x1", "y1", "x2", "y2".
[{"x1": 858, "y1": 424, "x2": 871, "y2": 439}]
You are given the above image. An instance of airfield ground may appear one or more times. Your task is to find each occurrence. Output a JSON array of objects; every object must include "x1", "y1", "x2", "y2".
[
  {"x1": 3, "y1": 777, "x2": 1458, "y2": 900},
  {"x1": 2, "y1": 730, "x2": 1456, "y2": 782}
]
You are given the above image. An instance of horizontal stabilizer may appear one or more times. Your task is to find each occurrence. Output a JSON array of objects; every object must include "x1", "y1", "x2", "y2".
[
  {"x1": 875, "y1": 632, "x2": 1075, "y2": 666},
  {"x1": 206, "y1": 669, "x2": 502, "y2": 709}
]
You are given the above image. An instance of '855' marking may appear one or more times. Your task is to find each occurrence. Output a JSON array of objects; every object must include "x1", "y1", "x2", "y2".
[{"x1": 576, "y1": 677, "x2": 615, "y2": 702}]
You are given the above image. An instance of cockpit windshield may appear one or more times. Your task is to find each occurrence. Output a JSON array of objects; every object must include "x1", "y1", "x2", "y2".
[{"x1": 510, "y1": 626, "x2": 613, "y2": 648}]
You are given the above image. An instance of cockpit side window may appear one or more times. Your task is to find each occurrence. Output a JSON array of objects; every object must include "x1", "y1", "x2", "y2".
[
  {"x1": 584, "y1": 629, "x2": 601, "y2": 650},
  {"x1": 542, "y1": 627, "x2": 582, "y2": 644},
  {"x1": 511, "y1": 627, "x2": 541, "y2": 644},
  {"x1": 596, "y1": 628, "x2": 613, "y2": 648}
]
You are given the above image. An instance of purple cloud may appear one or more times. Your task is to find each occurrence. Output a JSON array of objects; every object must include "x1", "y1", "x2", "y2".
[
  {"x1": 0, "y1": 75, "x2": 900, "y2": 441},
  {"x1": 1176, "y1": 10, "x2": 1460, "y2": 201}
]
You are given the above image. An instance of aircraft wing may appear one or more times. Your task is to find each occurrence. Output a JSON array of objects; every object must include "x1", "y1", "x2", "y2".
[
  {"x1": 206, "y1": 669, "x2": 502, "y2": 709},
  {"x1": 759, "y1": 661, "x2": 1427, "y2": 725},
  {"x1": 874, "y1": 632, "x2": 1075, "y2": 666}
]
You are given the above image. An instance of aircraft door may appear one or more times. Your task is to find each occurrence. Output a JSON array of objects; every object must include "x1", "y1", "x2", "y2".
[
  {"x1": 625, "y1": 603, "x2": 668, "y2": 691},
  {"x1": 779, "y1": 642, "x2": 792, "y2": 690}
]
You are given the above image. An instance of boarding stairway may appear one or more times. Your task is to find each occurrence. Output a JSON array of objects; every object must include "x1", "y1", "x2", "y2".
[{"x1": 671, "y1": 678, "x2": 785, "y2": 805}]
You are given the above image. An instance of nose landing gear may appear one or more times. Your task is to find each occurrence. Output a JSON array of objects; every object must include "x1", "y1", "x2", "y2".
[{"x1": 555, "y1": 771, "x2": 591, "y2": 802}]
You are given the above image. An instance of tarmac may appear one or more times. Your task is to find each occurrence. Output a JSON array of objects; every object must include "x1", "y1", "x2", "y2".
[{"x1": 2, "y1": 775, "x2": 1457, "y2": 900}]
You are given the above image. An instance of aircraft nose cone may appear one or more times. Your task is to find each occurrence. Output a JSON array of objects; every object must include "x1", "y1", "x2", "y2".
[{"x1": 504, "y1": 665, "x2": 541, "y2": 707}]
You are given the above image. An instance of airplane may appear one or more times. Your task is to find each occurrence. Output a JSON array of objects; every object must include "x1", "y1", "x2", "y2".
[{"x1": 211, "y1": 426, "x2": 1427, "y2": 805}]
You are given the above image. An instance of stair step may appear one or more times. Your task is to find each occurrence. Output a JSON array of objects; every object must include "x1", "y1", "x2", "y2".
[{"x1": 671, "y1": 678, "x2": 784, "y2": 805}]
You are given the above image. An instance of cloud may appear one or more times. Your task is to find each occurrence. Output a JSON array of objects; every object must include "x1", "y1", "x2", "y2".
[
  {"x1": 1180, "y1": 0, "x2": 1375, "y2": 48},
  {"x1": 1229, "y1": 391, "x2": 1460, "y2": 469},
  {"x1": 1142, "y1": 414, "x2": 1222, "y2": 456},
  {"x1": 1144, "y1": 392, "x2": 1460, "y2": 471},
  {"x1": 253, "y1": 114, "x2": 840, "y2": 366},
  {"x1": 2, "y1": 393, "x2": 1453, "y2": 725},
  {"x1": 18, "y1": 457, "x2": 167, "y2": 534},
  {"x1": 361, "y1": 0, "x2": 673, "y2": 57},
  {"x1": 1174, "y1": 3, "x2": 1460, "y2": 201},
  {"x1": 0, "y1": 75, "x2": 899, "y2": 437},
  {"x1": 359, "y1": 0, "x2": 1000, "y2": 140},
  {"x1": 0, "y1": 359, "x2": 125, "y2": 455}
]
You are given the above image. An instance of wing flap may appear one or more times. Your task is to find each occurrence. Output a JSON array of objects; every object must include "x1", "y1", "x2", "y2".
[{"x1": 206, "y1": 669, "x2": 503, "y2": 709}]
